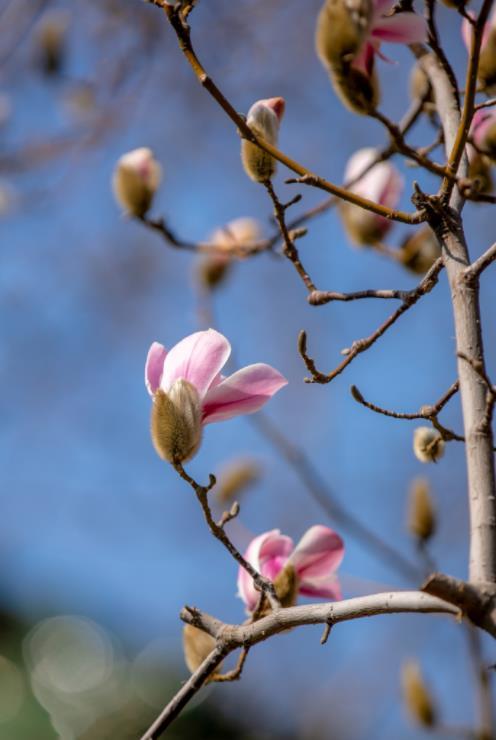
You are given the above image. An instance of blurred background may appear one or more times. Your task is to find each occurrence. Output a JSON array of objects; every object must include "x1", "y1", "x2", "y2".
[{"x1": 1, "y1": 0, "x2": 495, "y2": 737}]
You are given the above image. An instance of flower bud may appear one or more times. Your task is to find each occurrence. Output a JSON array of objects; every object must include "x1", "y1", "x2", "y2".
[
  {"x1": 407, "y1": 478, "x2": 436, "y2": 542},
  {"x1": 471, "y1": 110, "x2": 496, "y2": 162},
  {"x1": 340, "y1": 148, "x2": 403, "y2": 246},
  {"x1": 182, "y1": 625, "x2": 220, "y2": 676},
  {"x1": 241, "y1": 98, "x2": 285, "y2": 182},
  {"x1": 273, "y1": 563, "x2": 299, "y2": 608},
  {"x1": 464, "y1": 12, "x2": 496, "y2": 94},
  {"x1": 399, "y1": 227, "x2": 441, "y2": 275},
  {"x1": 468, "y1": 151, "x2": 493, "y2": 195},
  {"x1": 37, "y1": 12, "x2": 68, "y2": 76},
  {"x1": 112, "y1": 148, "x2": 162, "y2": 217},
  {"x1": 401, "y1": 661, "x2": 437, "y2": 728},
  {"x1": 217, "y1": 458, "x2": 261, "y2": 504},
  {"x1": 150, "y1": 381, "x2": 202, "y2": 463},
  {"x1": 197, "y1": 254, "x2": 231, "y2": 291},
  {"x1": 413, "y1": 427, "x2": 445, "y2": 464}
]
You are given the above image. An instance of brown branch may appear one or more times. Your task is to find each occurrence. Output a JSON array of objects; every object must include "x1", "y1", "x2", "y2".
[
  {"x1": 249, "y1": 413, "x2": 423, "y2": 583},
  {"x1": 264, "y1": 181, "x2": 316, "y2": 292},
  {"x1": 475, "y1": 97, "x2": 496, "y2": 111},
  {"x1": 464, "y1": 242, "x2": 496, "y2": 281},
  {"x1": 142, "y1": 591, "x2": 458, "y2": 738},
  {"x1": 298, "y1": 258, "x2": 444, "y2": 384},
  {"x1": 173, "y1": 462, "x2": 281, "y2": 609},
  {"x1": 149, "y1": 0, "x2": 424, "y2": 225},
  {"x1": 308, "y1": 286, "x2": 413, "y2": 306}
]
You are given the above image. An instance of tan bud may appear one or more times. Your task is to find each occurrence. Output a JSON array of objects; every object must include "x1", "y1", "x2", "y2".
[
  {"x1": 197, "y1": 254, "x2": 231, "y2": 291},
  {"x1": 316, "y1": 0, "x2": 377, "y2": 114},
  {"x1": 217, "y1": 459, "x2": 261, "y2": 504},
  {"x1": 413, "y1": 427, "x2": 445, "y2": 464},
  {"x1": 112, "y1": 148, "x2": 162, "y2": 217},
  {"x1": 408, "y1": 478, "x2": 436, "y2": 542},
  {"x1": 468, "y1": 152, "x2": 493, "y2": 195},
  {"x1": 37, "y1": 12, "x2": 68, "y2": 76},
  {"x1": 273, "y1": 563, "x2": 299, "y2": 608},
  {"x1": 399, "y1": 226, "x2": 441, "y2": 275},
  {"x1": 182, "y1": 625, "x2": 220, "y2": 676},
  {"x1": 478, "y1": 28, "x2": 496, "y2": 94},
  {"x1": 241, "y1": 98, "x2": 285, "y2": 182},
  {"x1": 150, "y1": 381, "x2": 202, "y2": 464},
  {"x1": 339, "y1": 200, "x2": 385, "y2": 246},
  {"x1": 401, "y1": 661, "x2": 437, "y2": 728},
  {"x1": 210, "y1": 217, "x2": 263, "y2": 251}
]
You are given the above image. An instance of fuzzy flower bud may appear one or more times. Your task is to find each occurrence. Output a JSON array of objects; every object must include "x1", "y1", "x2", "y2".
[
  {"x1": 471, "y1": 109, "x2": 496, "y2": 163},
  {"x1": 112, "y1": 147, "x2": 161, "y2": 218},
  {"x1": 463, "y1": 11, "x2": 496, "y2": 94},
  {"x1": 217, "y1": 458, "x2": 261, "y2": 504},
  {"x1": 407, "y1": 478, "x2": 436, "y2": 542},
  {"x1": 151, "y1": 381, "x2": 202, "y2": 464},
  {"x1": 241, "y1": 98, "x2": 285, "y2": 182},
  {"x1": 468, "y1": 151, "x2": 493, "y2": 195},
  {"x1": 182, "y1": 625, "x2": 220, "y2": 676},
  {"x1": 37, "y1": 12, "x2": 68, "y2": 76},
  {"x1": 401, "y1": 661, "x2": 437, "y2": 728},
  {"x1": 399, "y1": 226, "x2": 441, "y2": 275},
  {"x1": 413, "y1": 427, "x2": 445, "y2": 464},
  {"x1": 340, "y1": 148, "x2": 403, "y2": 246}
]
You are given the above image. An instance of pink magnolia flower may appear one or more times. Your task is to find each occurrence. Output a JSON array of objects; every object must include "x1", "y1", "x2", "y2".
[
  {"x1": 145, "y1": 329, "x2": 287, "y2": 462},
  {"x1": 462, "y1": 10, "x2": 496, "y2": 92},
  {"x1": 462, "y1": 9, "x2": 496, "y2": 54},
  {"x1": 112, "y1": 147, "x2": 162, "y2": 217},
  {"x1": 341, "y1": 147, "x2": 403, "y2": 245},
  {"x1": 241, "y1": 97, "x2": 285, "y2": 182},
  {"x1": 470, "y1": 108, "x2": 496, "y2": 157},
  {"x1": 352, "y1": 0, "x2": 427, "y2": 80},
  {"x1": 237, "y1": 525, "x2": 344, "y2": 613}
]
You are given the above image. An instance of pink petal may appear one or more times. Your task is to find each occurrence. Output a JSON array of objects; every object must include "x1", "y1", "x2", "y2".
[
  {"x1": 145, "y1": 342, "x2": 167, "y2": 396},
  {"x1": 471, "y1": 109, "x2": 496, "y2": 148},
  {"x1": 289, "y1": 525, "x2": 344, "y2": 581},
  {"x1": 372, "y1": 13, "x2": 427, "y2": 44},
  {"x1": 299, "y1": 575, "x2": 342, "y2": 601},
  {"x1": 237, "y1": 530, "x2": 293, "y2": 612},
  {"x1": 160, "y1": 329, "x2": 231, "y2": 398},
  {"x1": 202, "y1": 363, "x2": 287, "y2": 425},
  {"x1": 352, "y1": 42, "x2": 375, "y2": 77},
  {"x1": 345, "y1": 149, "x2": 403, "y2": 207}
]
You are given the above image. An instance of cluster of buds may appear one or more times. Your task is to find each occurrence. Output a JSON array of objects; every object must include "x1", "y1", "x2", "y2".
[
  {"x1": 241, "y1": 98, "x2": 285, "y2": 182},
  {"x1": 113, "y1": 148, "x2": 162, "y2": 218},
  {"x1": 398, "y1": 226, "x2": 441, "y2": 275},
  {"x1": 463, "y1": 9, "x2": 496, "y2": 94},
  {"x1": 145, "y1": 329, "x2": 287, "y2": 464},
  {"x1": 413, "y1": 427, "x2": 445, "y2": 464},
  {"x1": 316, "y1": 0, "x2": 427, "y2": 114},
  {"x1": 198, "y1": 217, "x2": 263, "y2": 290},
  {"x1": 238, "y1": 526, "x2": 344, "y2": 614},
  {"x1": 340, "y1": 148, "x2": 403, "y2": 246}
]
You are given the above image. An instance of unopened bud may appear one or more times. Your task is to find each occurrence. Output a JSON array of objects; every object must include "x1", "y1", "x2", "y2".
[
  {"x1": 471, "y1": 110, "x2": 496, "y2": 163},
  {"x1": 399, "y1": 226, "x2": 441, "y2": 275},
  {"x1": 150, "y1": 381, "x2": 202, "y2": 463},
  {"x1": 197, "y1": 254, "x2": 231, "y2": 290},
  {"x1": 210, "y1": 217, "x2": 263, "y2": 250},
  {"x1": 273, "y1": 563, "x2": 299, "y2": 608},
  {"x1": 401, "y1": 661, "x2": 437, "y2": 728},
  {"x1": 37, "y1": 12, "x2": 68, "y2": 76},
  {"x1": 316, "y1": 0, "x2": 377, "y2": 114},
  {"x1": 182, "y1": 625, "x2": 220, "y2": 676},
  {"x1": 408, "y1": 478, "x2": 436, "y2": 541},
  {"x1": 478, "y1": 26, "x2": 496, "y2": 94},
  {"x1": 217, "y1": 459, "x2": 261, "y2": 504},
  {"x1": 413, "y1": 427, "x2": 445, "y2": 464},
  {"x1": 112, "y1": 148, "x2": 162, "y2": 217},
  {"x1": 241, "y1": 98, "x2": 285, "y2": 182},
  {"x1": 468, "y1": 151, "x2": 493, "y2": 195}
]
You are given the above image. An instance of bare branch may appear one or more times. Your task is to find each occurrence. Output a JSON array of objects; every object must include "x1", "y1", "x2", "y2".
[{"x1": 464, "y1": 242, "x2": 496, "y2": 281}]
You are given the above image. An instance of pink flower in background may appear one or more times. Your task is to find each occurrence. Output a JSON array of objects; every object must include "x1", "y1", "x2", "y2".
[
  {"x1": 145, "y1": 328, "x2": 287, "y2": 425},
  {"x1": 462, "y1": 9, "x2": 495, "y2": 53},
  {"x1": 470, "y1": 108, "x2": 496, "y2": 151},
  {"x1": 352, "y1": 0, "x2": 427, "y2": 79},
  {"x1": 237, "y1": 526, "x2": 344, "y2": 613},
  {"x1": 341, "y1": 147, "x2": 403, "y2": 244}
]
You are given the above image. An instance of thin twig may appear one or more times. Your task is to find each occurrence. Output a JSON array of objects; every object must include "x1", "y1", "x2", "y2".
[
  {"x1": 298, "y1": 258, "x2": 444, "y2": 384},
  {"x1": 464, "y1": 242, "x2": 496, "y2": 281}
]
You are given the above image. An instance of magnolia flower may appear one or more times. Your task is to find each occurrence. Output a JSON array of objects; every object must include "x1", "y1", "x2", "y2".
[
  {"x1": 241, "y1": 97, "x2": 285, "y2": 182},
  {"x1": 413, "y1": 427, "x2": 445, "y2": 464},
  {"x1": 237, "y1": 525, "x2": 344, "y2": 613},
  {"x1": 145, "y1": 329, "x2": 287, "y2": 463},
  {"x1": 198, "y1": 217, "x2": 264, "y2": 290},
  {"x1": 470, "y1": 109, "x2": 496, "y2": 162},
  {"x1": 316, "y1": 0, "x2": 426, "y2": 113},
  {"x1": 112, "y1": 147, "x2": 162, "y2": 218},
  {"x1": 462, "y1": 10, "x2": 496, "y2": 93},
  {"x1": 340, "y1": 147, "x2": 403, "y2": 245}
]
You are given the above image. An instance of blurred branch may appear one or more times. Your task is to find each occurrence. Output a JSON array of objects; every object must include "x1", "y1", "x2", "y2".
[
  {"x1": 249, "y1": 413, "x2": 423, "y2": 582},
  {"x1": 465, "y1": 624, "x2": 494, "y2": 739},
  {"x1": 298, "y1": 258, "x2": 443, "y2": 384}
]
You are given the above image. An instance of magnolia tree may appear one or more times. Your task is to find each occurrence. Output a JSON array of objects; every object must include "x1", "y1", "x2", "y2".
[{"x1": 110, "y1": 0, "x2": 496, "y2": 737}]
